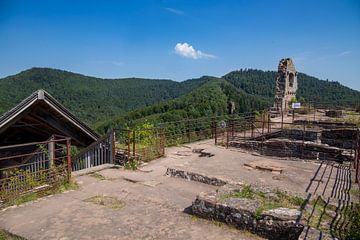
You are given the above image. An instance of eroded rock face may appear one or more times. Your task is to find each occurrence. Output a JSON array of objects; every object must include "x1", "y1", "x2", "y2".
[
  {"x1": 274, "y1": 58, "x2": 298, "y2": 112},
  {"x1": 191, "y1": 186, "x2": 304, "y2": 240}
]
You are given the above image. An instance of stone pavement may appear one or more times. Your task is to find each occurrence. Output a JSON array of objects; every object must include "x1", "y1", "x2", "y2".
[{"x1": 0, "y1": 139, "x2": 357, "y2": 239}]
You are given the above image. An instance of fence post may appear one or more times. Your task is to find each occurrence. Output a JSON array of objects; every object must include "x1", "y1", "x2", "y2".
[
  {"x1": 66, "y1": 139, "x2": 71, "y2": 181},
  {"x1": 267, "y1": 114, "x2": 271, "y2": 133},
  {"x1": 355, "y1": 145, "x2": 358, "y2": 183},
  {"x1": 292, "y1": 109, "x2": 295, "y2": 123},
  {"x1": 48, "y1": 136, "x2": 55, "y2": 168},
  {"x1": 281, "y1": 111, "x2": 284, "y2": 130},
  {"x1": 211, "y1": 117, "x2": 215, "y2": 139},
  {"x1": 262, "y1": 111, "x2": 265, "y2": 134},
  {"x1": 231, "y1": 116, "x2": 235, "y2": 137},
  {"x1": 226, "y1": 126, "x2": 229, "y2": 148},
  {"x1": 160, "y1": 128, "x2": 165, "y2": 156},
  {"x1": 251, "y1": 121, "x2": 254, "y2": 138},
  {"x1": 187, "y1": 120, "x2": 191, "y2": 143},
  {"x1": 214, "y1": 121, "x2": 217, "y2": 145},
  {"x1": 301, "y1": 123, "x2": 306, "y2": 159},
  {"x1": 112, "y1": 129, "x2": 116, "y2": 164},
  {"x1": 133, "y1": 130, "x2": 136, "y2": 159},
  {"x1": 127, "y1": 130, "x2": 131, "y2": 160}
]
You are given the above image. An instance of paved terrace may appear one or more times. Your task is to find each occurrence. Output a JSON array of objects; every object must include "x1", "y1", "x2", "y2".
[{"x1": 0, "y1": 139, "x2": 357, "y2": 239}]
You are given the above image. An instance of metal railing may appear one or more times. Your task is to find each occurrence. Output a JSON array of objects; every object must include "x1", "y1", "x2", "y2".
[
  {"x1": 0, "y1": 136, "x2": 71, "y2": 203},
  {"x1": 72, "y1": 131, "x2": 114, "y2": 171}
]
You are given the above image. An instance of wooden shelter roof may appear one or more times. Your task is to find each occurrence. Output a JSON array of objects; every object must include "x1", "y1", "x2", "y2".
[{"x1": 0, "y1": 90, "x2": 99, "y2": 147}]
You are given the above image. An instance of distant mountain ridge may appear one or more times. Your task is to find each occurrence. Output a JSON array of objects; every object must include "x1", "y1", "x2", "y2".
[
  {"x1": 0, "y1": 68, "x2": 209, "y2": 125},
  {"x1": 223, "y1": 69, "x2": 360, "y2": 104},
  {"x1": 1, "y1": 67, "x2": 359, "y2": 130}
]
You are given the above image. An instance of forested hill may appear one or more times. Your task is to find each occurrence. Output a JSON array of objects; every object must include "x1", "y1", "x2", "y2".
[
  {"x1": 1, "y1": 67, "x2": 359, "y2": 130},
  {"x1": 223, "y1": 69, "x2": 360, "y2": 104},
  {"x1": 0, "y1": 68, "x2": 209, "y2": 124},
  {"x1": 95, "y1": 78, "x2": 270, "y2": 133}
]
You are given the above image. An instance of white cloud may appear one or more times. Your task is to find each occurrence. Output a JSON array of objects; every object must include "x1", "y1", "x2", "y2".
[
  {"x1": 164, "y1": 7, "x2": 184, "y2": 15},
  {"x1": 174, "y1": 43, "x2": 216, "y2": 59}
]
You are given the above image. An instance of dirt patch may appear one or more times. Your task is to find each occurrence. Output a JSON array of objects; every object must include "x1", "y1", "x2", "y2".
[{"x1": 83, "y1": 195, "x2": 125, "y2": 210}]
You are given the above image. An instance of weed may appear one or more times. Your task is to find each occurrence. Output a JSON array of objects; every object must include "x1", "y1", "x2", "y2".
[
  {"x1": 0, "y1": 229, "x2": 25, "y2": 240},
  {"x1": 57, "y1": 179, "x2": 79, "y2": 193},
  {"x1": 12, "y1": 193, "x2": 38, "y2": 206},
  {"x1": 220, "y1": 185, "x2": 255, "y2": 200},
  {"x1": 3, "y1": 178, "x2": 79, "y2": 207},
  {"x1": 124, "y1": 160, "x2": 138, "y2": 170},
  {"x1": 220, "y1": 186, "x2": 305, "y2": 219}
]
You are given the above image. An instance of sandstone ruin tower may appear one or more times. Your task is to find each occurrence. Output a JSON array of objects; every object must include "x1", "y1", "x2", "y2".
[{"x1": 274, "y1": 58, "x2": 298, "y2": 112}]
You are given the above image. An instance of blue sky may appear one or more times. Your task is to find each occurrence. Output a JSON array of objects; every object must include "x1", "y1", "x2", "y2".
[{"x1": 0, "y1": 0, "x2": 359, "y2": 90}]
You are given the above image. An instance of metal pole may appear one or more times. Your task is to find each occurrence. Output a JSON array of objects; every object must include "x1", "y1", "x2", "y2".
[
  {"x1": 226, "y1": 126, "x2": 229, "y2": 148},
  {"x1": 251, "y1": 121, "x2": 254, "y2": 138},
  {"x1": 160, "y1": 128, "x2": 165, "y2": 156},
  {"x1": 187, "y1": 120, "x2": 191, "y2": 143},
  {"x1": 292, "y1": 109, "x2": 295, "y2": 123},
  {"x1": 262, "y1": 111, "x2": 265, "y2": 135},
  {"x1": 214, "y1": 121, "x2": 217, "y2": 145},
  {"x1": 112, "y1": 129, "x2": 116, "y2": 164},
  {"x1": 127, "y1": 130, "x2": 131, "y2": 159},
  {"x1": 132, "y1": 130, "x2": 136, "y2": 159},
  {"x1": 66, "y1": 139, "x2": 71, "y2": 181}
]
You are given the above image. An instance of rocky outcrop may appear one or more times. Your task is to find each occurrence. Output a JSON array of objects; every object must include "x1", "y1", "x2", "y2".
[{"x1": 191, "y1": 187, "x2": 304, "y2": 240}]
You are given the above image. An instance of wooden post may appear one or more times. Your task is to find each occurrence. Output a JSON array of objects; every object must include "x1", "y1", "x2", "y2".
[
  {"x1": 267, "y1": 114, "x2": 271, "y2": 133},
  {"x1": 281, "y1": 111, "x2": 284, "y2": 130},
  {"x1": 66, "y1": 139, "x2": 71, "y2": 181},
  {"x1": 313, "y1": 104, "x2": 316, "y2": 121}
]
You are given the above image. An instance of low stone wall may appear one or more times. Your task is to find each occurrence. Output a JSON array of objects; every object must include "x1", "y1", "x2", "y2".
[
  {"x1": 321, "y1": 128, "x2": 357, "y2": 149},
  {"x1": 191, "y1": 186, "x2": 304, "y2": 240},
  {"x1": 229, "y1": 139, "x2": 352, "y2": 162},
  {"x1": 325, "y1": 110, "x2": 343, "y2": 118},
  {"x1": 281, "y1": 129, "x2": 319, "y2": 141},
  {"x1": 293, "y1": 120, "x2": 356, "y2": 129},
  {"x1": 165, "y1": 168, "x2": 227, "y2": 186}
]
